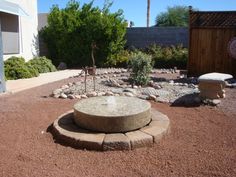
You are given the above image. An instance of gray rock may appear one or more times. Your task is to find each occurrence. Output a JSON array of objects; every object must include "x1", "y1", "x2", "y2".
[
  {"x1": 105, "y1": 91, "x2": 114, "y2": 96},
  {"x1": 68, "y1": 94, "x2": 75, "y2": 99},
  {"x1": 156, "y1": 97, "x2": 169, "y2": 103},
  {"x1": 57, "y1": 62, "x2": 67, "y2": 70},
  {"x1": 123, "y1": 88, "x2": 137, "y2": 95},
  {"x1": 153, "y1": 84, "x2": 162, "y2": 89},
  {"x1": 141, "y1": 87, "x2": 159, "y2": 96}
]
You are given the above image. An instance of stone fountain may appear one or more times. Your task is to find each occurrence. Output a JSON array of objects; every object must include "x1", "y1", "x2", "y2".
[{"x1": 52, "y1": 96, "x2": 170, "y2": 151}]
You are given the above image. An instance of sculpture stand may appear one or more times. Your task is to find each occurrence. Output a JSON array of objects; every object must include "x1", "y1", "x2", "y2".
[{"x1": 84, "y1": 66, "x2": 96, "y2": 92}]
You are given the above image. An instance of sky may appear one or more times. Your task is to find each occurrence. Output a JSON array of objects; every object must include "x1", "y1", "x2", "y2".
[{"x1": 38, "y1": 0, "x2": 236, "y2": 27}]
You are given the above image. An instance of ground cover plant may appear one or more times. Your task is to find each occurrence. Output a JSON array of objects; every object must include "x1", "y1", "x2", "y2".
[
  {"x1": 4, "y1": 57, "x2": 39, "y2": 80},
  {"x1": 41, "y1": 0, "x2": 127, "y2": 67},
  {"x1": 4, "y1": 56, "x2": 56, "y2": 80},
  {"x1": 28, "y1": 57, "x2": 57, "y2": 73}
]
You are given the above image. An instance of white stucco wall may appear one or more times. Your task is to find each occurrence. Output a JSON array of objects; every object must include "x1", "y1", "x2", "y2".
[{"x1": 3, "y1": 0, "x2": 38, "y2": 61}]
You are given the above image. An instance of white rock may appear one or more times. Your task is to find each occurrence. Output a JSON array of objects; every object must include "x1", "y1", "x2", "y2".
[
  {"x1": 60, "y1": 93, "x2": 67, "y2": 99},
  {"x1": 154, "y1": 85, "x2": 162, "y2": 89},
  {"x1": 148, "y1": 94, "x2": 157, "y2": 100},
  {"x1": 121, "y1": 69, "x2": 127, "y2": 73},
  {"x1": 124, "y1": 92, "x2": 134, "y2": 97},
  {"x1": 97, "y1": 92, "x2": 106, "y2": 96},
  {"x1": 169, "y1": 80, "x2": 174, "y2": 85},
  {"x1": 81, "y1": 95, "x2": 88, "y2": 99},
  {"x1": 75, "y1": 95, "x2": 81, "y2": 99},
  {"x1": 133, "y1": 85, "x2": 138, "y2": 89},
  {"x1": 86, "y1": 92, "x2": 97, "y2": 97},
  {"x1": 212, "y1": 99, "x2": 221, "y2": 106}
]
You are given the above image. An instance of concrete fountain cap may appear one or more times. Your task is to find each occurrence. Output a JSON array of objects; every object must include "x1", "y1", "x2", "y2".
[{"x1": 73, "y1": 96, "x2": 152, "y2": 133}]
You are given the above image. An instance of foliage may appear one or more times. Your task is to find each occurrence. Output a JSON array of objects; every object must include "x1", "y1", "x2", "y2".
[
  {"x1": 28, "y1": 56, "x2": 57, "y2": 73},
  {"x1": 4, "y1": 57, "x2": 39, "y2": 80},
  {"x1": 155, "y1": 6, "x2": 190, "y2": 27},
  {"x1": 146, "y1": 44, "x2": 188, "y2": 69},
  {"x1": 106, "y1": 50, "x2": 131, "y2": 67},
  {"x1": 40, "y1": 0, "x2": 127, "y2": 67},
  {"x1": 128, "y1": 51, "x2": 153, "y2": 86}
]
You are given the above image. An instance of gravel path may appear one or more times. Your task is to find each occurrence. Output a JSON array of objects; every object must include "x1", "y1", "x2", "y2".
[{"x1": 0, "y1": 75, "x2": 235, "y2": 177}]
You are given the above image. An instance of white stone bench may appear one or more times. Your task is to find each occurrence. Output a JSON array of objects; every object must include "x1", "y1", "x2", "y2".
[{"x1": 198, "y1": 72, "x2": 233, "y2": 99}]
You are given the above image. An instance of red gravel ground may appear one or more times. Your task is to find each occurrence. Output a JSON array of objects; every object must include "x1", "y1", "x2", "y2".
[{"x1": 0, "y1": 77, "x2": 235, "y2": 177}]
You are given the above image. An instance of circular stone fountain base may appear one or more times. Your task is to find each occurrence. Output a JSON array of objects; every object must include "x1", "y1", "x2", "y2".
[
  {"x1": 74, "y1": 96, "x2": 152, "y2": 133},
  {"x1": 52, "y1": 109, "x2": 170, "y2": 151}
]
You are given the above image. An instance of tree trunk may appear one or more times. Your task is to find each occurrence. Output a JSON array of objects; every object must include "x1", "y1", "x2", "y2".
[{"x1": 147, "y1": 0, "x2": 150, "y2": 27}]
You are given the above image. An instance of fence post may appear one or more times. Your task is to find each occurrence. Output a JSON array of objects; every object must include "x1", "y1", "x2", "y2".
[
  {"x1": 187, "y1": 6, "x2": 193, "y2": 77},
  {"x1": 0, "y1": 19, "x2": 6, "y2": 93}
]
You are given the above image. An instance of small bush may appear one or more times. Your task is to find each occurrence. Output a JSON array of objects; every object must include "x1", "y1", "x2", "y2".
[
  {"x1": 128, "y1": 51, "x2": 153, "y2": 86},
  {"x1": 146, "y1": 44, "x2": 188, "y2": 69},
  {"x1": 106, "y1": 50, "x2": 131, "y2": 67},
  {"x1": 4, "y1": 57, "x2": 39, "y2": 80},
  {"x1": 28, "y1": 56, "x2": 57, "y2": 73}
]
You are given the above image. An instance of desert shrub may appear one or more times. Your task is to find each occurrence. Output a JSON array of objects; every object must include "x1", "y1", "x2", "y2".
[
  {"x1": 146, "y1": 44, "x2": 188, "y2": 69},
  {"x1": 4, "y1": 57, "x2": 39, "y2": 80},
  {"x1": 128, "y1": 51, "x2": 153, "y2": 86},
  {"x1": 106, "y1": 50, "x2": 131, "y2": 67},
  {"x1": 40, "y1": 0, "x2": 127, "y2": 67},
  {"x1": 28, "y1": 56, "x2": 57, "y2": 73}
]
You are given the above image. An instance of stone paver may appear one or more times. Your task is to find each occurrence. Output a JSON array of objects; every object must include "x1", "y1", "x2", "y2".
[
  {"x1": 103, "y1": 133, "x2": 131, "y2": 151},
  {"x1": 125, "y1": 130, "x2": 153, "y2": 149},
  {"x1": 53, "y1": 111, "x2": 105, "y2": 151},
  {"x1": 52, "y1": 109, "x2": 170, "y2": 151}
]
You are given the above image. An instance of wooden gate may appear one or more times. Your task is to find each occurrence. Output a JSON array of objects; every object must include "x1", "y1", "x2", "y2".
[{"x1": 188, "y1": 8, "x2": 236, "y2": 77}]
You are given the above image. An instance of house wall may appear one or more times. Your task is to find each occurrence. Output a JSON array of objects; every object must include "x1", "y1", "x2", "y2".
[{"x1": 3, "y1": 0, "x2": 38, "y2": 61}]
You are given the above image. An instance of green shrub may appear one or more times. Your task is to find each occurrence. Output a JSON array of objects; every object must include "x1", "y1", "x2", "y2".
[
  {"x1": 106, "y1": 50, "x2": 131, "y2": 67},
  {"x1": 128, "y1": 51, "x2": 153, "y2": 86},
  {"x1": 40, "y1": 0, "x2": 127, "y2": 67},
  {"x1": 4, "y1": 57, "x2": 39, "y2": 80},
  {"x1": 28, "y1": 56, "x2": 57, "y2": 73},
  {"x1": 146, "y1": 44, "x2": 188, "y2": 69}
]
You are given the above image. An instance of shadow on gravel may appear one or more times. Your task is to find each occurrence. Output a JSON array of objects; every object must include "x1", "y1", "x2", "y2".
[{"x1": 171, "y1": 93, "x2": 201, "y2": 107}]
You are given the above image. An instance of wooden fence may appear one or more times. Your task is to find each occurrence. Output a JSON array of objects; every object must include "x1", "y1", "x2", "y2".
[{"x1": 188, "y1": 8, "x2": 236, "y2": 77}]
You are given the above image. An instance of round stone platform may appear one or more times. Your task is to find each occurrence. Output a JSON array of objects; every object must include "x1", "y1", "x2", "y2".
[
  {"x1": 52, "y1": 109, "x2": 170, "y2": 151},
  {"x1": 74, "y1": 96, "x2": 151, "y2": 133}
]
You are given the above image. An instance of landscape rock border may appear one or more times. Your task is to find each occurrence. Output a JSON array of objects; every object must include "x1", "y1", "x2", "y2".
[{"x1": 51, "y1": 109, "x2": 170, "y2": 151}]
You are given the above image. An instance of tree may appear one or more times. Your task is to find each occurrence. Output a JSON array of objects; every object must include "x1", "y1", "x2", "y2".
[
  {"x1": 155, "y1": 5, "x2": 190, "y2": 27},
  {"x1": 147, "y1": 0, "x2": 150, "y2": 27},
  {"x1": 40, "y1": 0, "x2": 127, "y2": 67}
]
